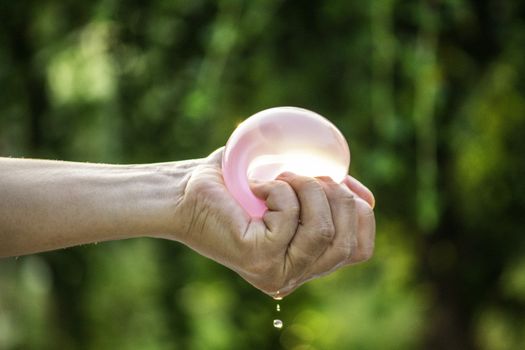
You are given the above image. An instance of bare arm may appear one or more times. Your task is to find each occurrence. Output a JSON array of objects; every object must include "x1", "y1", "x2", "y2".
[
  {"x1": 0, "y1": 157, "x2": 196, "y2": 256},
  {"x1": 0, "y1": 149, "x2": 376, "y2": 296}
]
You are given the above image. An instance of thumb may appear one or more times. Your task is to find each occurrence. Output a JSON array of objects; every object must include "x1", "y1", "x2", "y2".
[{"x1": 250, "y1": 179, "x2": 300, "y2": 246}]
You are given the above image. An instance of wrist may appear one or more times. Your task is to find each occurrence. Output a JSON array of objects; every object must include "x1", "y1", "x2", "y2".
[{"x1": 134, "y1": 158, "x2": 203, "y2": 240}]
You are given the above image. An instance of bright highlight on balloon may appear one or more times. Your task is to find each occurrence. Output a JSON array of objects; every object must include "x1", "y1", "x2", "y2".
[
  {"x1": 247, "y1": 152, "x2": 348, "y2": 182},
  {"x1": 222, "y1": 107, "x2": 350, "y2": 218}
]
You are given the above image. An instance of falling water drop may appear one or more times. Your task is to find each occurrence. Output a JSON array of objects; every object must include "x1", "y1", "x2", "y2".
[
  {"x1": 273, "y1": 319, "x2": 283, "y2": 329},
  {"x1": 272, "y1": 291, "x2": 284, "y2": 329}
]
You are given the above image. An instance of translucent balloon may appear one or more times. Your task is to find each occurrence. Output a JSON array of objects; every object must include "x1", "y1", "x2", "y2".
[{"x1": 222, "y1": 107, "x2": 350, "y2": 218}]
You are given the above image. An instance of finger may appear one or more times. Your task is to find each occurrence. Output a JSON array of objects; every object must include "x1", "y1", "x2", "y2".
[
  {"x1": 304, "y1": 177, "x2": 358, "y2": 277},
  {"x1": 347, "y1": 197, "x2": 376, "y2": 264},
  {"x1": 251, "y1": 180, "x2": 299, "y2": 245},
  {"x1": 278, "y1": 173, "x2": 335, "y2": 275},
  {"x1": 344, "y1": 175, "x2": 375, "y2": 209}
]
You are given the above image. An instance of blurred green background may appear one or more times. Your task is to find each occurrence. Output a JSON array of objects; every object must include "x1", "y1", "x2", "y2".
[{"x1": 1, "y1": 0, "x2": 525, "y2": 349}]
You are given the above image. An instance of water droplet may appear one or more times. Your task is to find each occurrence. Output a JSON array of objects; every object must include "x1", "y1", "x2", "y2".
[
  {"x1": 276, "y1": 304, "x2": 280, "y2": 312},
  {"x1": 273, "y1": 291, "x2": 283, "y2": 300},
  {"x1": 273, "y1": 319, "x2": 283, "y2": 329}
]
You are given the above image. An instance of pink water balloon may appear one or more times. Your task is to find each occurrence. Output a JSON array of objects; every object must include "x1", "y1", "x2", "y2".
[{"x1": 222, "y1": 107, "x2": 350, "y2": 218}]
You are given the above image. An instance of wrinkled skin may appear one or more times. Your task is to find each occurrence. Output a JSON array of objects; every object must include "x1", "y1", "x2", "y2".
[{"x1": 172, "y1": 148, "x2": 376, "y2": 297}]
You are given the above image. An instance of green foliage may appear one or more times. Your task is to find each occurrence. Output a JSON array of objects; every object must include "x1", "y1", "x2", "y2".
[{"x1": 1, "y1": 0, "x2": 525, "y2": 349}]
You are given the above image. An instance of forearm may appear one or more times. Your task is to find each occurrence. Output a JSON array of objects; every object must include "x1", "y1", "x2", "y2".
[{"x1": 0, "y1": 157, "x2": 198, "y2": 257}]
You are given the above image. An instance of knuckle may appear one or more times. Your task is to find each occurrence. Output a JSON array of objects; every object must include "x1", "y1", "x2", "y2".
[
  {"x1": 304, "y1": 178, "x2": 323, "y2": 191},
  {"x1": 317, "y1": 222, "x2": 335, "y2": 240},
  {"x1": 273, "y1": 180, "x2": 290, "y2": 192},
  {"x1": 274, "y1": 181, "x2": 299, "y2": 203},
  {"x1": 269, "y1": 181, "x2": 289, "y2": 198},
  {"x1": 339, "y1": 191, "x2": 356, "y2": 208},
  {"x1": 294, "y1": 177, "x2": 322, "y2": 192}
]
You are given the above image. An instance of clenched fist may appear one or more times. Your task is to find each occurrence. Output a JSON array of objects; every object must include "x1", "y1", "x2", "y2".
[{"x1": 169, "y1": 148, "x2": 376, "y2": 296}]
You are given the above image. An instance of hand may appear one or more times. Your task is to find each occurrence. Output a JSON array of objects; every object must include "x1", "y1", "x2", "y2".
[{"x1": 169, "y1": 148, "x2": 376, "y2": 297}]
